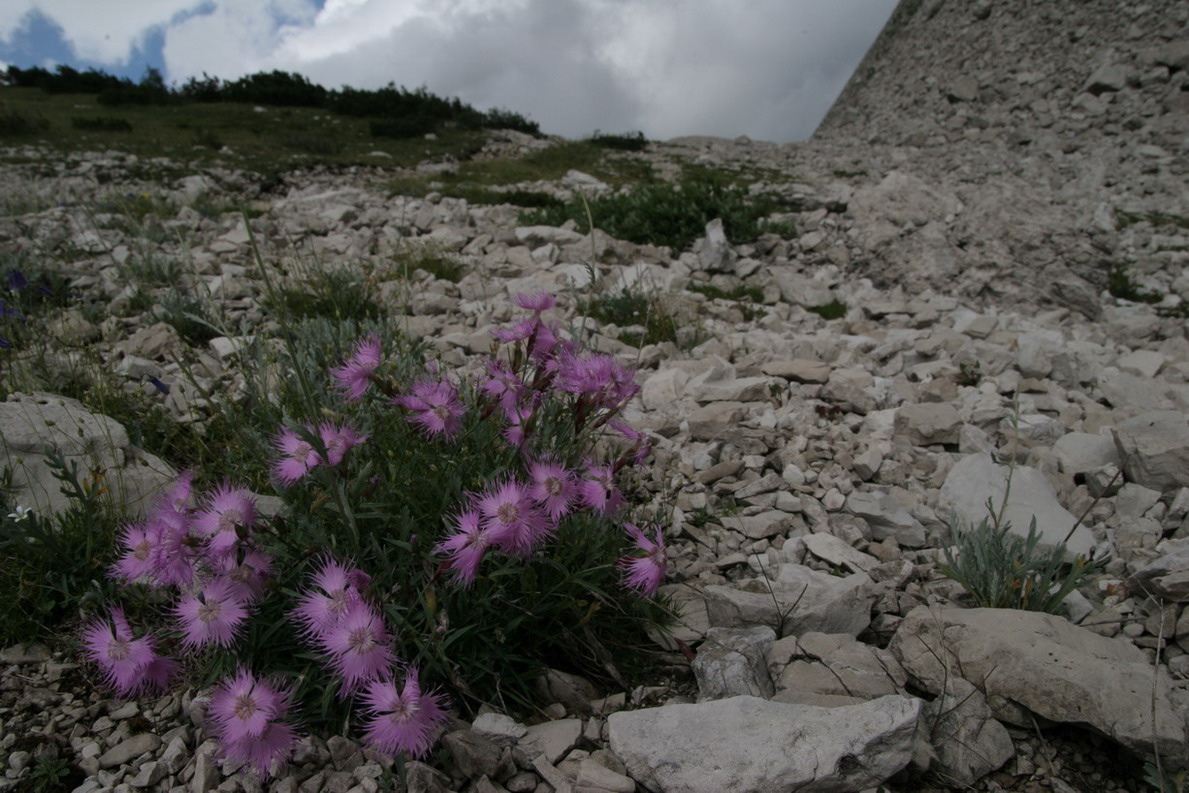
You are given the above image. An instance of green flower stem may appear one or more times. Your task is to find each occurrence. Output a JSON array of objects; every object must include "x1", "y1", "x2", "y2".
[{"x1": 245, "y1": 214, "x2": 359, "y2": 547}]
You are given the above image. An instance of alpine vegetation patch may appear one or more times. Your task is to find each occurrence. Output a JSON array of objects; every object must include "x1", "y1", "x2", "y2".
[{"x1": 80, "y1": 292, "x2": 673, "y2": 777}]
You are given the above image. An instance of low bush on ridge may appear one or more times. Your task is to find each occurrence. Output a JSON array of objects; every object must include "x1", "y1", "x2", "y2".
[
  {"x1": 75, "y1": 292, "x2": 674, "y2": 777},
  {"x1": 523, "y1": 176, "x2": 790, "y2": 251}
]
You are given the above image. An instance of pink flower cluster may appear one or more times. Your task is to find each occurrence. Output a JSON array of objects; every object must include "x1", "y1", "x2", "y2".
[
  {"x1": 482, "y1": 293, "x2": 642, "y2": 444},
  {"x1": 392, "y1": 377, "x2": 467, "y2": 440},
  {"x1": 313, "y1": 293, "x2": 660, "y2": 595},
  {"x1": 427, "y1": 294, "x2": 667, "y2": 593},
  {"x1": 435, "y1": 456, "x2": 627, "y2": 587},
  {"x1": 107, "y1": 476, "x2": 271, "y2": 651},
  {"x1": 329, "y1": 293, "x2": 644, "y2": 457},
  {"x1": 88, "y1": 473, "x2": 299, "y2": 775},
  {"x1": 291, "y1": 557, "x2": 449, "y2": 756},
  {"x1": 80, "y1": 290, "x2": 666, "y2": 780}
]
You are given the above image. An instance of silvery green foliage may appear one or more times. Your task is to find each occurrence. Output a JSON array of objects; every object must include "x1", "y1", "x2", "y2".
[{"x1": 938, "y1": 499, "x2": 1106, "y2": 613}]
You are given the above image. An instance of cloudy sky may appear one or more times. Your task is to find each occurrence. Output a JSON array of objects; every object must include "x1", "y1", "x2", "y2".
[{"x1": 0, "y1": 0, "x2": 896, "y2": 142}]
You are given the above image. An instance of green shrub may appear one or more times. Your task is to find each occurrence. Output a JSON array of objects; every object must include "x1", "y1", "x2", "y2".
[
  {"x1": 0, "y1": 451, "x2": 124, "y2": 645},
  {"x1": 284, "y1": 132, "x2": 341, "y2": 156},
  {"x1": 1108, "y1": 265, "x2": 1161, "y2": 304},
  {"x1": 71, "y1": 116, "x2": 133, "y2": 132},
  {"x1": 957, "y1": 360, "x2": 983, "y2": 387},
  {"x1": 0, "y1": 264, "x2": 79, "y2": 352},
  {"x1": 445, "y1": 187, "x2": 564, "y2": 209},
  {"x1": 78, "y1": 283, "x2": 673, "y2": 771},
  {"x1": 1115, "y1": 209, "x2": 1189, "y2": 231},
  {"x1": 25, "y1": 753, "x2": 80, "y2": 793},
  {"x1": 479, "y1": 107, "x2": 540, "y2": 135},
  {"x1": 759, "y1": 218, "x2": 798, "y2": 238},
  {"x1": 687, "y1": 282, "x2": 763, "y2": 304},
  {"x1": 0, "y1": 106, "x2": 49, "y2": 136},
  {"x1": 370, "y1": 116, "x2": 438, "y2": 140},
  {"x1": 155, "y1": 293, "x2": 223, "y2": 347},
  {"x1": 1143, "y1": 762, "x2": 1186, "y2": 793},
  {"x1": 192, "y1": 128, "x2": 224, "y2": 150},
  {"x1": 589, "y1": 131, "x2": 648, "y2": 151},
  {"x1": 263, "y1": 260, "x2": 382, "y2": 323},
  {"x1": 524, "y1": 176, "x2": 788, "y2": 252},
  {"x1": 394, "y1": 246, "x2": 466, "y2": 283},
  {"x1": 809, "y1": 299, "x2": 847, "y2": 320}
]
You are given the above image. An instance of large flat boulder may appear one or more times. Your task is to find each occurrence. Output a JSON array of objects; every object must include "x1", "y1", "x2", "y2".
[
  {"x1": 889, "y1": 606, "x2": 1186, "y2": 767},
  {"x1": 607, "y1": 695, "x2": 921, "y2": 793},
  {"x1": 937, "y1": 453, "x2": 1094, "y2": 557},
  {"x1": 1112, "y1": 411, "x2": 1189, "y2": 491},
  {"x1": 0, "y1": 392, "x2": 175, "y2": 519}
]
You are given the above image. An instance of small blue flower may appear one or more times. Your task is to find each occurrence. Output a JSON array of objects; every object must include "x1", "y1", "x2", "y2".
[
  {"x1": 149, "y1": 376, "x2": 171, "y2": 395},
  {"x1": 0, "y1": 299, "x2": 25, "y2": 320},
  {"x1": 0, "y1": 337, "x2": 11, "y2": 349},
  {"x1": 7, "y1": 271, "x2": 28, "y2": 290}
]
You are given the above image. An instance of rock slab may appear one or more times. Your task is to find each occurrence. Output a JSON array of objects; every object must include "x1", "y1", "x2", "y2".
[
  {"x1": 607, "y1": 695, "x2": 921, "y2": 793},
  {"x1": 1112, "y1": 411, "x2": 1189, "y2": 491},
  {"x1": 889, "y1": 606, "x2": 1186, "y2": 767},
  {"x1": 937, "y1": 453, "x2": 1094, "y2": 557}
]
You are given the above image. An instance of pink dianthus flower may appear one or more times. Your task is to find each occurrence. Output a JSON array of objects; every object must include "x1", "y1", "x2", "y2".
[
  {"x1": 211, "y1": 548, "x2": 273, "y2": 604},
  {"x1": 330, "y1": 334, "x2": 382, "y2": 402},
  {"x1": 435, "y1": 509, "x2": 491, "y2": 587},
  {"x1": 392, "y1": 379, "x2": 466, "y2": 440},
  {"x1": 476, "y1": 479, "x2": 552, "y2": 557},
  {"x1": 174, "y1": 576, "x2": 250, "y2": 649},
  {"x1": 207, "y1": 668, "x2": 299, "y2": 778},
  {"x1": 81, "y1": 608, "x2": 174, "y2": 697},
  {"x1": 318, "y1": 421, "x2": 368, "y2": 466},
  {"x1": 527, "y1": 459, "x2": 577, "y2": 521},
  {"x1": 147, "y1": 508, "x2": 201, "y2": 589},
  {"x1": 578, "y1": 461, "x2": 624, "y2": 517},
  {"x1": 315, "y1": 599, "x2": 395, "y2": 695},
  {"x1": 158, "y1": 470, "x2": 195, "y2": 512},
  {"x1": 359, "y1": 669, "x2": 449, "y2": 758},
  {"x1": 514, "y1": 291, "x2": 556, "y2": 314},
  {"x1": 111, "y1": 521, "x2": 158, "y2": 584},
  {"x1": 192, "y1": 483, "x2": 257, "y2": 559},
  {"x1": 480, "y1": 358, "x2": 525, "y2": 414},
  {"x1": 555, "y1": 350, "x2": 640, "y2": 411},
  {"x1": 291, "y1": 556, "x2": 370, "y2": 639},
  {"x1": 272, "y1": 426, "x2": 322, "y2": 486},
  {"x1": 619, "y1": 522, "x2": 668, "y2": 596}
]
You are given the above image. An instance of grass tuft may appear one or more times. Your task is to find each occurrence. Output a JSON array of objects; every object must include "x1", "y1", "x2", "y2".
[
  {"x1": 809, "y1": 299, "x2": 848, "y2": 320},
  {"x1": 579, "y1": 289, "x2": 679, "y2": 347}
]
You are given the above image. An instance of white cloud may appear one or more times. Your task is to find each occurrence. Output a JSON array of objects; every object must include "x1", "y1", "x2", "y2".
[
  {"x1": 4, "y1": 0, "x2": 896, "y2": 141},
  {"x1": 161, "y1": 0, "x2": 320, "y2": 80},
  {"x1": 1, "y1": 1, "x2": 202, "y2": 65}
]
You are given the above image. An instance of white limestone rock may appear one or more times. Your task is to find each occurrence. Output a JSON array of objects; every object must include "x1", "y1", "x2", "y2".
[
  {"x1": 692, "y1": 626, "x2": 776, "y2": 701},
  {"x1": 937, "y1": 453, "x2": 1094, "y2": 557},
  {"x1": 890, "y1": 606, "x2": 1186, "y2": 767},
  {"x1": 608, "y1": 695, "x2": 921, "y2": 793},
  {"x1": 1112, "y1": 411, "x2": 1189, "y2": 491}
]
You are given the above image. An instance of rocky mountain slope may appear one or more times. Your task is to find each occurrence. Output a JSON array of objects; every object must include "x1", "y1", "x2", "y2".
[
  {"x1": 814, "y1": 0, "x2": 1189, "y2": 320},
  {"x1": 2, "y1": 0, "x2": 1189, "y2": 791}
]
